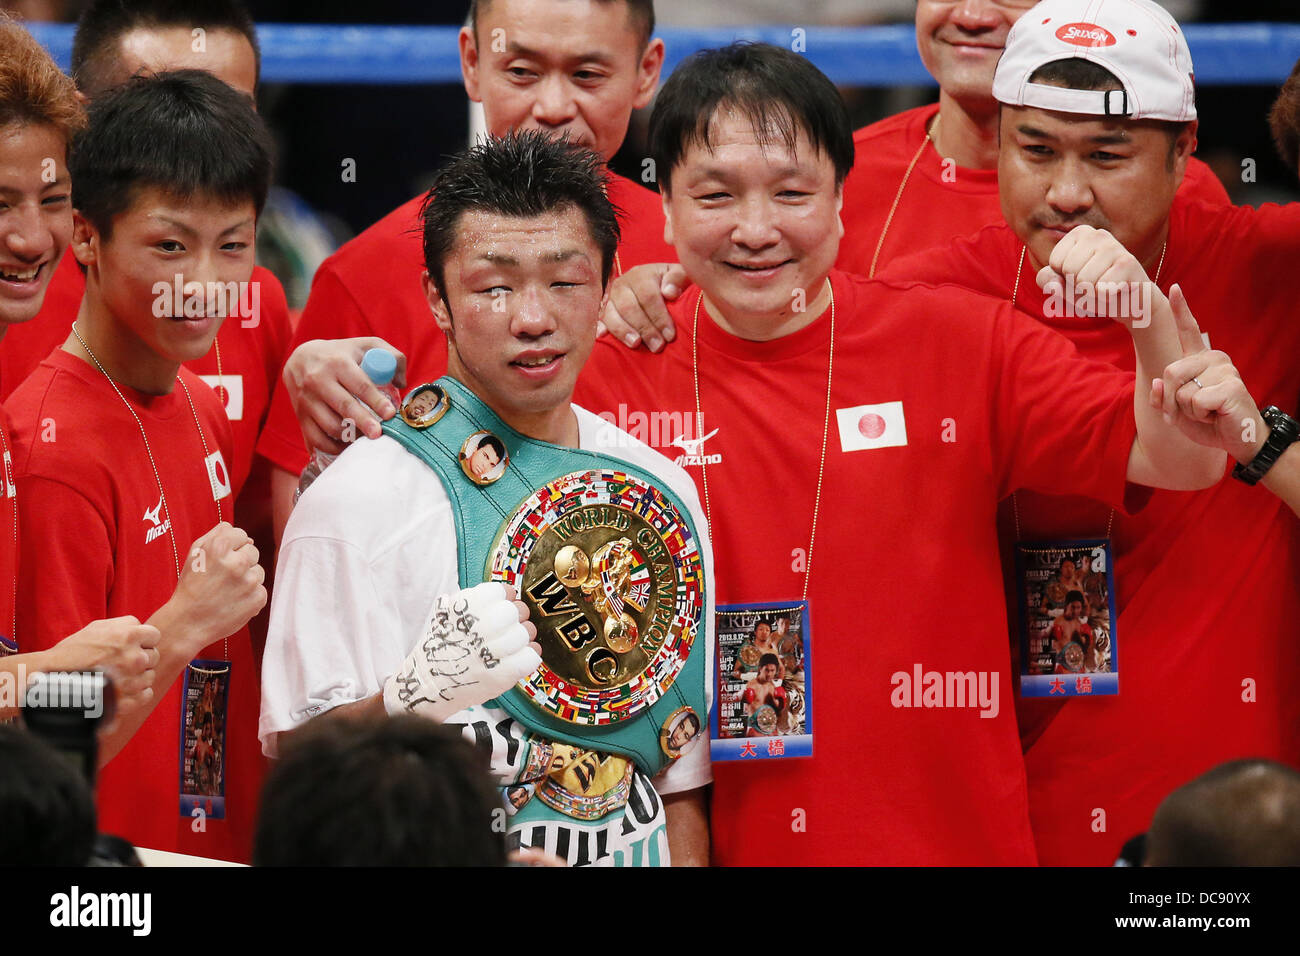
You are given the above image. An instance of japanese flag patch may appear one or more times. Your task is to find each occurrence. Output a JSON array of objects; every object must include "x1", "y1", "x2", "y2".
[
  {"x1": 205, "y1": 450, "x2": 233, "y2": 502},
  {"x1": 198, "y1": 374, "x2": 244, "y2": 421},
  {"x1": 836, "y1": 401, "x2": 908, "y2": 452}
]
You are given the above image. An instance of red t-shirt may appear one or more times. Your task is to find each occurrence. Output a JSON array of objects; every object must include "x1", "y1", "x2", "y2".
[
  {"x1": 573, "y1": 270, "x2": 1143, "y2": 865},
  {"x1": 7, "y1": 351, "x2": 264, "y2": 862},
  {"x1": 0, "y1": 406, "x2": 16, "y2": 656},
  {"x1": 883, "y1": 200, "x2": 1300, "y2": 865},
  {"x1": 256, "y1": 172, "x2": 674, "y2": 476},
  {"x1": 836, "y1": 103, "x2": 1231, "y2": 278}
]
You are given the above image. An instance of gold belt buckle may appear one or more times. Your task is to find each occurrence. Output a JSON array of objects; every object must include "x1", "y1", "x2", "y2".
[{"x1": 489, "y1": 470, "x2": 704, "y2": 726}]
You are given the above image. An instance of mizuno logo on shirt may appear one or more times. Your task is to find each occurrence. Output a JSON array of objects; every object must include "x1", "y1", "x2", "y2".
[
  {"x1": 672, "y1": 428, "x2": 721, "y2": 467},
  {"x1": 143, "y1": 497, "x2": 171, "y2": 544}
]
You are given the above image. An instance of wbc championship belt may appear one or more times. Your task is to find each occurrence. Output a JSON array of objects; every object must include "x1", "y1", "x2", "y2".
[{"x1": 381, "y1": 377, "x2": 706, "y2": 779}]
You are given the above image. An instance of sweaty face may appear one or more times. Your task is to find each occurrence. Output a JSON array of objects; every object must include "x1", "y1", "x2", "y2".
[
  {"x1": 663, "y1": 109, "x2": 843, "y2": 338},
  {"x1": 758, "y1": 663, "x2": 777, "y2": 684},
  {"x1": 115, "y1": 27, "x2": 257, "y2": 101},
  {"x1": 426, "y1": 205, "x2": 604, "y2": 424},
  {"x1": 462, "y1": 0, "x2": 661, "y2": 162},
  {"x1": 76, "y1": 185, "x2": 256, "y2": 365},
  {"x1": 0, "y1": 123, "x2": 71, "y2": 329},
  {"x1": 999, "y1": 104, "x2": 1190, "y2": 271},
  {"x1": 915, "y1": 0, "x2": 1035, "y2": 106}
]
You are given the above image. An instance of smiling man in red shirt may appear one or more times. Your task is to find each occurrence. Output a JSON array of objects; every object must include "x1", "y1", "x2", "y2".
[
  {"x1": 7, "y1": 72, "x2": 269, "y2": 861},
  {"x1": 572, "y1": 40, "x2": 1231, "y2": 865}
]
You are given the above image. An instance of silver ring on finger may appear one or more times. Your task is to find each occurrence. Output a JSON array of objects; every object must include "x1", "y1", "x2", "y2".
[{"x1": 1191, "y1": 377, "x2": 1203, "y2": 389}]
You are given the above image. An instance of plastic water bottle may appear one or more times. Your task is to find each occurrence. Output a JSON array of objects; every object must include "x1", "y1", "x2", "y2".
[
  {"x1": 296, "y1": 348, "x2": 402, "y2": 501},
  {"x1": 361, "y1": 347, "x2": 402, "y2": 412}
]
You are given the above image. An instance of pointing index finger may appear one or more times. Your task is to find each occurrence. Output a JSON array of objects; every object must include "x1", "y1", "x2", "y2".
[{"x1": 1170, "y1": 284, "x2": 1207, "y2": 356}]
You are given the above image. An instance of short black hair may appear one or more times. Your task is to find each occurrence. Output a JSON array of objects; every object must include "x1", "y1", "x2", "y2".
[
  {"x1": 0, "y1": 725, "x2": 97, "y2": 866},
  {"x1": 1065, "y1": 590, "x2": 1085, "y2": 607},
  {"x1": 254, "y1": 715, "x2": 507, "y2": 867},
  {"x1": 759, "y1": 653, "x2": 780, "y2": 670},
  {"x1": 649, "y1": 42, "x2": 854, "y2": 195},
  {"x1": 470, "y1": 0, "x2": 654, "y2": 47},
  {"x1": 70, "y1": 69, "x2": 274, "y2": 240},
  {"x1": 72, "y1": 0, "x2": 260, "y2": 99},
  {"x1": 420, "y1": 130, "x2": 621, "y2": 299},
  {"x1": 1145, "y1": 759, "x2": 1300, "y2": 866},
  {"x1": 478, "y1": 434, "x2": 506, "y2": 460},
  {"x1": 1027, "y1": 57, "x2": 1192, "y2": 157},
  {"x1": 1029, "y1": 57, "x2": 1124, "y2": 93}
]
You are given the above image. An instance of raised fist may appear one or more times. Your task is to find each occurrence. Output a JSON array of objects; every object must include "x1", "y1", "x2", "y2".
[
  {"x1": 170, "y1": 522, "x2": 266, "y2": 655},
  {"x1": 383, "y1": 582, "x2": 540, "y2": 723}
]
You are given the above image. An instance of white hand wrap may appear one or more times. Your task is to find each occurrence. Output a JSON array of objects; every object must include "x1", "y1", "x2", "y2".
[{"x1": 382, "y1": 582, "x2": 540, "y2": 723}]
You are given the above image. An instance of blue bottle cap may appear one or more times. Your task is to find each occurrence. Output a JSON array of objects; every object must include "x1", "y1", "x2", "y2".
[{"x1": 361, "y1": 348, "x2": 398, "y2": 386}]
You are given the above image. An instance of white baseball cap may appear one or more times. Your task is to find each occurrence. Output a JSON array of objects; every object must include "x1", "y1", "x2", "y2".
[{"x1": 993, "y1": 0, "x2": 1196, "y2": 122}]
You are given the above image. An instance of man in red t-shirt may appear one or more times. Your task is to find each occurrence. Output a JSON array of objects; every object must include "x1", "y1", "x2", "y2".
[
  {"x1": 597, "y1": 0, "x2": 1228, "y2": 350},
  {"x1": 835, "y1": 0, "x2": 1227, "y2": 278},
  {"x1": 0, "y1": 18, "x2": 160, "y2": 724},
  {"x1": 7, "y1": 74, "x2": 268, "y2": 862},
  {"x1": 257, "y1": 0, "x2": 674, "y2": 537},
  {"x1": 881, "y1": 0, "x2": 1300, "y2": 865},
  {"x1": 0, "y1": 2, "x2": 294, "y2": 674},
  {"x1": 572, "y1": 41, "x2": 1231, "y2": 865}
]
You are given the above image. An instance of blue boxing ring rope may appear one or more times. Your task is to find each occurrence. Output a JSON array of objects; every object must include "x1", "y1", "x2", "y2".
[{"x1": 24, "y1": 22, "x2": 1300, "y2": 86}]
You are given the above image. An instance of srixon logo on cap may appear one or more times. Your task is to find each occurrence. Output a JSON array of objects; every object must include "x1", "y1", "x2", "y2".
[{"x1": 1056, "y1": 22, "x2": 1117, "y2": 47}]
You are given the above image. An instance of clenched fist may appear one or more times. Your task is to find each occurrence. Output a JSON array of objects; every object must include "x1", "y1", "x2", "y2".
[
  {"x1": 169, "y1": 522, "x2": 266, "y2": 655},
  {"x1": 383, "y1": 582, "x2": 541, "y2": 723},
  {"x1": 1037, "y1": 224, "x2": 1161, "y2": 327},
  {"x1": 43, "y1": 616, "x2": 161, "y2": 718}
]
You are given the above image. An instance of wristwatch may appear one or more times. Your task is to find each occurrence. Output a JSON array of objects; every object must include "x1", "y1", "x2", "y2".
[{"x1": 1232, "y1": 406, "x2": 1300, "y2": 486}]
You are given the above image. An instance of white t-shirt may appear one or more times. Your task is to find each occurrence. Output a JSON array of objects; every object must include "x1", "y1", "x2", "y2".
[{"x1": 260, "y1": 404, "x2": 715, "y2": 865}]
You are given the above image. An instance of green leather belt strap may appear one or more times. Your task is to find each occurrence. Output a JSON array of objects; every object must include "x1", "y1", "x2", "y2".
[{"x1": 380, "y1": 376, "x2": 706, "y2": 778}]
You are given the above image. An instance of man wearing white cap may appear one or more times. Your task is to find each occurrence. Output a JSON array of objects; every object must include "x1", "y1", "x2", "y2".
[
  {"x1": 833, "y1": 0, "x2": 1228, "y2": 279},
  {"x1": 882, "y1": 0, "x2": 1300, "y2": 866},
  {"x1": 599, "y1": 0, "x2": 1228, "y2": 349}
]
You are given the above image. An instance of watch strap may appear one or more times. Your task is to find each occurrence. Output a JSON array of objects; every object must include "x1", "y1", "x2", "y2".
[{"x1": 1233, "y1": 406, "x2": 1300, "y2": 486}]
